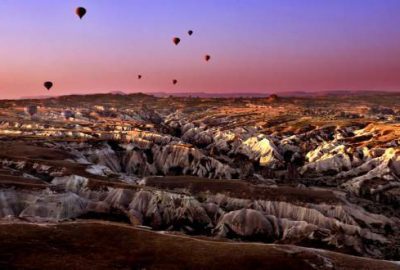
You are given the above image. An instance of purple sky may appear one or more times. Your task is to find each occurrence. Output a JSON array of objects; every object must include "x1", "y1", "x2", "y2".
[{"x1": 0, "y1": 0, "x2": 400, "y2": 99}]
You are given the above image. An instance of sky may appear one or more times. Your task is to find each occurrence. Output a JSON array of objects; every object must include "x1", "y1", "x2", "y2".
[{"x1": 0, "y1": 0, "x2": 400, "y2": 99}]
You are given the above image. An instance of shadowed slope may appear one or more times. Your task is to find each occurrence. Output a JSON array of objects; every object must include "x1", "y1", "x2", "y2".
[{"x1": 0, "y1": 221, "x2": 398, "y2": 270}]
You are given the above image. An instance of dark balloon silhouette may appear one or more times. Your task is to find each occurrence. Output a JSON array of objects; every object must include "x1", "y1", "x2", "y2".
[
  {"x1": 138, "y1": 75, "x2": 142, "y2": 79},
  {"x1": 44, "y1": 81, "x2": 53, "y2": 90},
  {"x1": 172, "y1": 37, "x2": 181, "y2": 45},
  {"x1": 172, "y1": 79, "x2": 178, "y2": 85},
  {"x1": 188, "y1": 30, "x2": 193, "y2": 36},
  {"x1": 75, "y1": 7, "x2": 87, "y2": 19},
  {"x1": 205, "y1": 54, "x2": 211, "y2": 62}
]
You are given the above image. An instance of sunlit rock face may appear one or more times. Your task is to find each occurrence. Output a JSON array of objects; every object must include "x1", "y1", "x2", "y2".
[
  {"x1": 301, "y1": 142, "x2": 353, "y2": 175},
  {"x1": 234, "y1": 136, "x2": 284, "y2": 168},
  {"x1": 341, "y1": 148, "x2": 400, "y2": 193},
  {"x1": 71, "y1": 129, "x2": 286, "y2": 180}
]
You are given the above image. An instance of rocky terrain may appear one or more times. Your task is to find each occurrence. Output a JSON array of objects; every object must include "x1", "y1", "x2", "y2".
[{"x1": 0, "y1": 92, "x2": 400, "y2": 269}]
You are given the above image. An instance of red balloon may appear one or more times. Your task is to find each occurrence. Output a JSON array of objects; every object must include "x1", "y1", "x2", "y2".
[
  {"x1": 205, "y1": 54, "x2": 211, "y2": 62},
  {"x1": 172, "y1": 79, "x2": 178, "y2": 85},
  {"x1": 172, "y1": 37, "x2": 180, "y2": 45},
  {"x1": 76, "y1": 7, "x2": 87, "y2": 19}
]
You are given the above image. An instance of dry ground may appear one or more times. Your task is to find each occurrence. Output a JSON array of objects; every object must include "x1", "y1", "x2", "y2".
[{"x1": 0, "y1": 221, "x2": 398, "y2": 270}]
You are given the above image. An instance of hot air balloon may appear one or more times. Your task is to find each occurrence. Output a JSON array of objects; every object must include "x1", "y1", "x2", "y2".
[
  {"x1": 138, "y1": 75, "x2": 142, "y2": 79},
  {"x1": 25, "y1": 105, "x2": 38, "y2": 117},
  {"x1": 44, "y1": 81, "x2": 53, "y2": 91},
  {"x1": 188, "y1": 30, "x2": 193, "y2": 36},
  {"x1": 172, "y1": 37, "x2": 180, "y2": 46},
  {"x1": 75, "y1": 7, "x2": 87, "y2": 19},
  {"x1": 172, "y1": 79, "x2": 178, "y2": 85},
  {"x1": 205, "y1": 54, "x2": 211, "y2": 62}
]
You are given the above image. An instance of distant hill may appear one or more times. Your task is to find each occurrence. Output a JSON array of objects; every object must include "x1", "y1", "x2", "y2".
[
  {"x1": 15, "y1": 90, "x2": 399, "y2": 101},
  {"x1": 277, "y1": 90, "x2": 397, "y2": 97},
  {"x1": 109, "y1": 91, "x2": 127, "y2": 95},
  {"x1": 19, "y1": 95, "x2": 52, "y2": 100},
  {"x1": 149, "y1": 92, "x2": 273, "y2": 98},
  {"x1": 149, "y1": 90, "x2": 399, "y2": 98}
]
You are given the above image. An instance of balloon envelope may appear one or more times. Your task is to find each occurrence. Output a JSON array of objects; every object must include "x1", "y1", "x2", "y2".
[
  {"x1": 138, "y1": 75, "x2": 142, "y2": 79},
  {"x1": 76, "y1": 7, "x2": 87, "y2": 19},
  {"x1": 172, "y1": 79, "x2": 178, "y2": 85},
  {"x1": 188, "y1": 30, "x2": 193, "y2": 36},
  {"x1": 172, "y1": 37, "x2": 180, "y2": 45},
  {"x1": 44, "y1": 81, "x2": 53, "y2": 90},
  {"x1": 205, "y1": 55, "x2": 211, "y2": 61}
]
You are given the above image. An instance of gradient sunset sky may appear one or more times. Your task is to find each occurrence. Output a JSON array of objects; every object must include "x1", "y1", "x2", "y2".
[{"x1": 0, "y1": 0, "x2": 400, "y2": 99}]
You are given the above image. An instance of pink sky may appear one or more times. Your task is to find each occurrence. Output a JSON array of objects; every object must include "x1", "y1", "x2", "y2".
[{"x1": 1, "y1": 0, "x2": 400, "y2": 99}]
